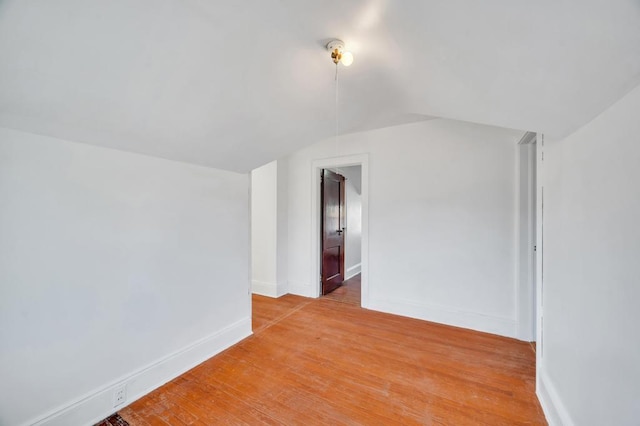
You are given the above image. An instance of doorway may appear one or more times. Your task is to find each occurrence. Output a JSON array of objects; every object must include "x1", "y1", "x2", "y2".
[
  {"x1": 321, "y1": 166, "x2": 363, "y2": 305},
  {"x1": 310, "y1": 154, "x2": 369, "y2": 308},
  {"x1": 320, "y1": 169, "x2": 346, "y2": 295}
]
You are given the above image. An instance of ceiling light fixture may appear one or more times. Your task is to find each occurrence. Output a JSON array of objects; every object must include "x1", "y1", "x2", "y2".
[
  {"x1": 326, "y1": 39, "x2": 352, "y2": 173},
  {"x1": 326, "y1": 39, "x2": 354, "y2": 67}
]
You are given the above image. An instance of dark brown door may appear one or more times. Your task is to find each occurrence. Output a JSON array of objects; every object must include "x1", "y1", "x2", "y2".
[{"x1": 321, "y1": 169, "x2": 345, "y2": 295}]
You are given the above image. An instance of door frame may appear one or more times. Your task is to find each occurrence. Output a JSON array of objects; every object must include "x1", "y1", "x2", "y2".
[
  {"x1": 535, "y1": 133, "x2": 545, "y2": 385},
  {"x1": 310, "y1": 154, "x2": 369, "y2": 307},
  {"x1": 516, "y1": 131, "x2": 537, "y2": 341}
]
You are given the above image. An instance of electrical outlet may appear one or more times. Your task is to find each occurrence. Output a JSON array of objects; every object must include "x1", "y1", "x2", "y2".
[{"x1": 113, "y1": 385, "x2": 127, "y2": 408}]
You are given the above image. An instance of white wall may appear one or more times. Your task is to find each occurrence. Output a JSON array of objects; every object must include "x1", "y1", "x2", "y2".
[
  {"x1": 275, "y1": 159, "x2": 289, "y2": 293},
  {"x1": 342, "y1": 166, "x2": 362, "y2": 279},
  {"x1": 250, "y1": 160, "x2": 288, "y2": 297},
  {"x1": 0, "y1": 128, "x2": 251, "y2": 426},
  {"x1": 251, "y1": 161, "x2": 278, "y2": 294},
  {"x1": 285, "y1": 119, "x2": 524, "y2": 337},
  {"x1": 537, "y1": 84, "x2": 640, "y2": 425}
]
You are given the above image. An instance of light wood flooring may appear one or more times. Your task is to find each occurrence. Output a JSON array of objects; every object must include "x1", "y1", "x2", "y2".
[{"x1": 120, "y1": 278, "x2": 546, "y2": 425}]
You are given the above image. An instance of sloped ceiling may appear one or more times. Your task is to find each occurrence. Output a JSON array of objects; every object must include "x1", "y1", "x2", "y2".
[{"x1": 1, "y1": 0, "x2": 639, "y2": 172}]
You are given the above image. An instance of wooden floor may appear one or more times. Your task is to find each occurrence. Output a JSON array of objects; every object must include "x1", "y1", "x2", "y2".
[
  {"x1": 321, "y1": 273, "x2": 361, "y2": 306},
  {"x1": 120, "y1": 286, "x2": 546, "y2": 425}
]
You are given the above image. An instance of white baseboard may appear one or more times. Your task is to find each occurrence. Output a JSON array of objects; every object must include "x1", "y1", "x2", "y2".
[
  {"x1": 537, "y1": 369, "x2": 574, "y2": 426},
  {"x1": 288, "y1": 280, "x2": 314, "y2": 298},
  {"x1": 251, "y1": 280, "x2": 287, "y2": 298},
  {"x1": 516, "y1": 322, "x2": 536, "y2": 342},
  {"x1": 368, "y1": 296, "x2": 517, "y2": 338},
  {"x1": 345, "y1": 263, "x2": 361, "y2": 280},
  {"x1": 28, "y1": 317, "x2": 252, "y2": 426}
]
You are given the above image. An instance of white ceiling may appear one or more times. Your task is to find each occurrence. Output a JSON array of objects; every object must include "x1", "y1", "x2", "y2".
[{"x1": 1, "y1": 0, "x2": 639, "y2": 172}]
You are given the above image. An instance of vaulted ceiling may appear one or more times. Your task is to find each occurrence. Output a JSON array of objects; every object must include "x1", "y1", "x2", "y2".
[{"x1": 1, "y1": 0, "x2": 639, "y2": 172}]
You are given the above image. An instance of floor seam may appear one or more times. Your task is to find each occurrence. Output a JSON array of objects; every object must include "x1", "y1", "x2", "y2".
[{"x1": 253, "y1": 300, "x2": 314, "y2": 335}]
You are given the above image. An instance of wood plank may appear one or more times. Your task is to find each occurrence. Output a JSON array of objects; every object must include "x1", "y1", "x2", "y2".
[
  {"x1": 120, "y1": 292, "x2": 546, "y2": 425},
  {"x1": 252, "y1": 294, "x2": 310, "y2": 332}
]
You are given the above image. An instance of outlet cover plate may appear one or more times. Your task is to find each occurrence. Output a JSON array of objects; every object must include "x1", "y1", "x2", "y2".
[{"x1": 113, "y1": 385, "x2": 127, "y2": 408}]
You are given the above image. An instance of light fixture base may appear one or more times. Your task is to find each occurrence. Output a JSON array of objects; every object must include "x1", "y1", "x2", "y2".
[{"x1": 326, "y1": 39, "x2": 345, "y2": 52}]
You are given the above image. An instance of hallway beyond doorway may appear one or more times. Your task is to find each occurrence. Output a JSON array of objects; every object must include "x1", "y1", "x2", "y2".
[{"x1": 322, "y1": 273, "x2": 361, "y2": 306}]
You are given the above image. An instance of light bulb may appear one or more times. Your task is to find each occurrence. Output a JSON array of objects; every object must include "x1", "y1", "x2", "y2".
[{"x1": 340, "y1": 51, "x2": 354, "y2": 66}]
